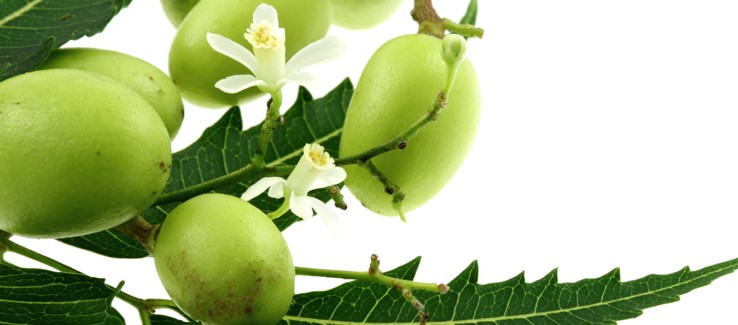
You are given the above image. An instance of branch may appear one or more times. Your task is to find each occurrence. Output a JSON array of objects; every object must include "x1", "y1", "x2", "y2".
[{"x1": 334, "y1": 91, "x2": 447, "y2": 167}]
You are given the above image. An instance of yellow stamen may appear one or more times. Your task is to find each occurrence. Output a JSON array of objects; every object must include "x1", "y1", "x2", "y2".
[{"x1": 246, "y1": 21, "x2": 279, "y2": 48}]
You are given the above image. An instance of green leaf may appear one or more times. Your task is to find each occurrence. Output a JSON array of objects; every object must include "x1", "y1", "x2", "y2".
[
  {"x1": 281, "y1": 257, "x2": 738, "y2": 324},
  {"x1": 0, "y1": 0, "x2": 131, "y2": 82},
  {"x1": 58, "y1": 229, "x2": 148, "y2": 259},
  {"x1": 60, "y1": 79, "x2": 354, "y2": 258},
  {"x1": 0, "y1": 264, "x2": 124, "y2": 324},
  {"x1": 150, "y1": 314, "x2": 199, "y2": 325},
  {"x1": 459, "y1": 0, "x2": 478, "y2": 26}
]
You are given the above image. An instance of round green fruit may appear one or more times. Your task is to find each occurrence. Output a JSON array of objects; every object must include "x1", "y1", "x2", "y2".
[
  {"x1": 154, "y1": 193, "x2": 294, "y2": 325},
  {"x1": 40, "y1": 48, "x2": 185, "y2": 139},
  {"x1": 169, "y1": 0, "x2": 332, "y2": 108},
  {"x1": 0, "y1": 69, "x2": 172, "y2": 238},
  {"x1": 160, "y1": 0, "x2": 200, "y2": 27},
  {"x1": 339, "y1": 34, "x2": 480, "y2": 216},
  {"x1": 331, "y1": 0, "x2": 403, "y2": 30}
]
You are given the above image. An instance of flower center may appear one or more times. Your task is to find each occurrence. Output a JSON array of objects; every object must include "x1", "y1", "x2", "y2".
[
  {"x1": 307, "y1": 144, "x2": 334, "y2": 169},
  {"x1": 245, "y1": 21, "x2": 279, "y2": 49}
]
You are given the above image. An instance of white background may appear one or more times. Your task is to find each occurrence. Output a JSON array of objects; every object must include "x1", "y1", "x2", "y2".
[{"x1": 7, "y1": 1, "x2": 738, "y2": 324}]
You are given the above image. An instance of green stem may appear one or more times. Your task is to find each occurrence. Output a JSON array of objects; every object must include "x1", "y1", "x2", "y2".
[
  {"x1": 267, "y1": 193, "x2": 292, "y2": 220},
  {"x1": 145, "y1": 299, "x2": 198, "y2": 323},
  {"x1": 326, "y1": 186, "x2": 347, "y2": 210},
  {"x1": 295, "y1": 266, "x2": 444, "y2": 293},
  {"x1": 295, "y1": 255, "x2": 447, "y2": 294},
  {"x1": 335, "y1": 90, "x2": 448, "y2": 168},
  {"x1": 252, "y1": 91, "x2": 284, "y2": 169},
  {"x1": 443, "y1": 18, "x2": 484, "y2": 39},
  {"x1": 153, "y1": 165, "x2": 292, "y2": 206},
  {"x1": 357, "y1": 160, "x2": 407, "y2": 222},
  {"x1": 1, "y1": 238, "x2": 81, "y2": 274}
]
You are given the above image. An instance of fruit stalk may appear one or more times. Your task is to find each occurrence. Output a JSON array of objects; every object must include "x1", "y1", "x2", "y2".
[
  {"x1": 411, "y1": 0, "x2": 484, "y2": 39},
  {"x1": 115, "y1": 215, "x2": 158, "y2": 254}
]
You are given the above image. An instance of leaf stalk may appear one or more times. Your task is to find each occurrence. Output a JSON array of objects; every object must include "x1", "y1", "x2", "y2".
[{"x1": 295, "y1": 254, "x2": 448, "y2": 294}]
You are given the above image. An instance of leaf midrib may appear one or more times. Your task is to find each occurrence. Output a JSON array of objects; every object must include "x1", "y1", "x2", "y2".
[
  {"x1": 282, "y1": 260, "x2": 737, "y2": 325},
  {"x1": 0, "y1": 0, "x2": 44, "y2": 27}
]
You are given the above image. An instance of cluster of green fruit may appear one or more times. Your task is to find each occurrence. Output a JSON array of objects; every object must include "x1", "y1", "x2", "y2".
[{"x1": 0, "y1": 0, "x2": 480, "y2": 324}]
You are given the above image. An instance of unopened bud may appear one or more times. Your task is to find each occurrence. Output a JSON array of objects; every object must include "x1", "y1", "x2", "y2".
[{"x1": 441, "y1": 34, "x2": 467, "y2": 66}]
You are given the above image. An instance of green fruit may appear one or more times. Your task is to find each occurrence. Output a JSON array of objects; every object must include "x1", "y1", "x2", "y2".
[
  {"x1": 169, "y1": 0, "x2": 332, "y2": 108},
  {"x1": 331, "y1": 0, "x2": 403, "y2": 30},
  {"x1": 160, "y1": 0, "x2": 200, "y2": 27},
  {"x1": 0, "y1": 69, "x2": 172, "y2": 238},
  {"x1": 154, "y1": 193, "x2": 294, "y2": 325},
  {"x1": 40, "y1": 48, "x2": 185, "y2": 139},
  {"x1": 339, "y1": 34, "x2": 480, "y2": 216}
]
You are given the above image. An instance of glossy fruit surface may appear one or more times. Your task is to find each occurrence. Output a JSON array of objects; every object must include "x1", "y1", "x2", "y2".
[
  {"x1": 331, "y1": 0, "x2": 402, "y2": 30},
  {"x1": 339, "y1": 34, "x2": 480, "y2": 216},
  {"x1": 169, "y1": 0, "x2": 332, "y2": 108},
  {"x1": 160, "y1": 0, "x2": 200, "y2": 27},
  {"x1": 154, "y1": 193, "x2": 294, "y2": 325},
  {"x1": 0, "y1": 69, "x2": 172, "y2": 238},
  {"x1": 40, "y1": 48, "x2": 185, "y2": 138}
]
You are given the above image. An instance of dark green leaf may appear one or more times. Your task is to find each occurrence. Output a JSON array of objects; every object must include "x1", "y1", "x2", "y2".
[
  {"x1": 58, "y1": 229, "x2": 148, "y2": 259},
  {"x1": 61, "y1": 79, "x2": 353, "y2": 258},
  {"x1": 460, "y1": 0, "x2": 478, "y2": 26},
  {"x1": 150, "y1": 314, "x2": 199, "y2": 325},
  {"x1": 0, "y1": 0, "x2": 130, "y2": 81},
  {"x1": 0, "y1": 264, "x2": 124, "y2": 324},
  {"x1": 281, "y1": 257, "x2": 738, "y2": 324}
]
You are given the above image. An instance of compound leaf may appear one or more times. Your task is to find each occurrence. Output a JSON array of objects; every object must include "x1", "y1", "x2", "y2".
[{"x1": 281, "y1": 257, "x2": 738, "y2": 324}]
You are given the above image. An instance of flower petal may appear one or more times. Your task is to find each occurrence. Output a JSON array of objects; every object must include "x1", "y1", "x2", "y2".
[
  {"x1": 215, "y1": 75, "x2": 267, "y2": 93},
  {"x1": 280, "y1": 71, "x2": 320, "y2": 87},
  {"x1": 309, "y1": 167, "x2": 347, "y2": 190},
  {"x1": 308, "y1": 197, "x2": 345, "y2": 234},
  {"x1": 206, "y1": 33, "x2": 258, "y2": 72},
  {"x1": 285, "y1": 36, "x2": 346, "y2": 74},
  {"x1": 267, "y1": 180, "x2": 285, "y2": 199},
  {"x1": 253, "y1": 3, "x2": 279, "y2": 27},
  {"x1": 289, "y1": 194, "x2": 314, "y2": 219},
  {"x1": 241, "y1": 177, "x2": 285, "y2": 201}
]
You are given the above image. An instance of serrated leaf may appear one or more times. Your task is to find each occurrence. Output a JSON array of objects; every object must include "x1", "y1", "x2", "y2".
[
  {"x1": 61, "y1": 80, "x2": 353, "y2": 258},
  {"x1": 281, "y1": 257, "x2": 738, "y2": 324},
  {"x1": 0, "y1": 264, "x2": 124, "y2": 324},
  {"x1": 0, "y1": 0, "x2": 130, "y2": 81}
]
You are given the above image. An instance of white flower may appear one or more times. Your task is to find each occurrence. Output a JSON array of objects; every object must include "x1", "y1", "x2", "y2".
[
  {"x1": 242, "y1": 143, "x2": 346, "y2": 221},
  {"x1": 206, "y1": 3, "x2": 345, "y2": 94}
]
